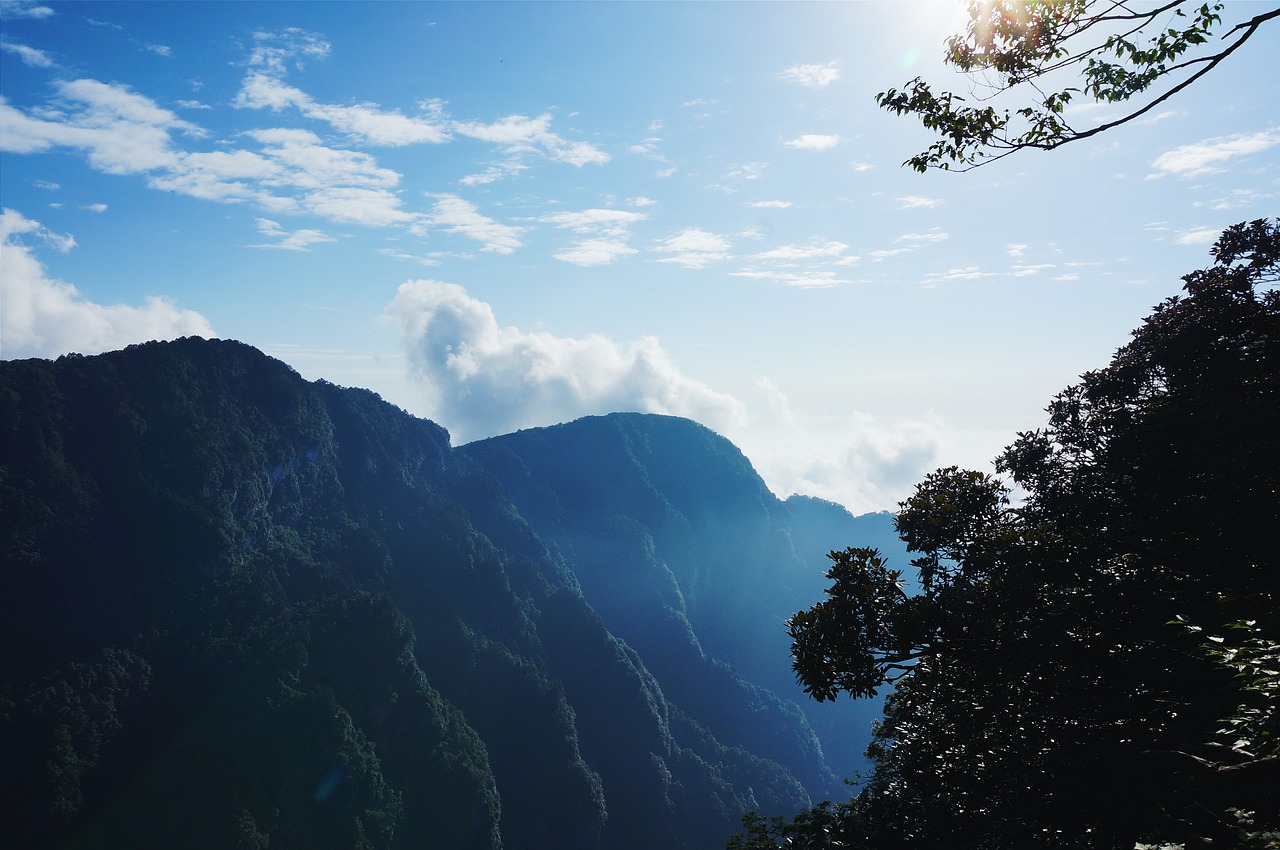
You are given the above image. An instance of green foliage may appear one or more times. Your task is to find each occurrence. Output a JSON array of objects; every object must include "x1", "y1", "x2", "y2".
[
  {"x1": 788, "y1": 548, "x2": 924, "y2": 701},
  {"x1": 875, "y1": 1, "x2": 1280, "y2": 171},
  {"x1": 763, "y1": 221, "x2": 1280, "y2": 849}
]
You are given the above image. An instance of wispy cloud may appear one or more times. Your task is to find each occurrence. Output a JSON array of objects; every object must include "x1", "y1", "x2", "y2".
[
  {"x1": 250, "y1": 217, "x2": 336, "y2": 251},
  {"x1": 896, "y1": 195, "x2": 941, "y2": 209},
  {"x1": 379, "y1": 247, "x2": 442, "y2": 267},
  {"x1": 1149, "y1": 129, "x2": 1280, "y2": 178},
  {"x1": 751, "y1": 239, "x2": 848, "y2": 262},
  {"x1": 652, "y1": 228, "x2": 732, "y2": 268},
  {"x1": 1, "y1": 208, "x2": 214, "y2": 359},
  {"x1": 455, "y1": 113, "x2": 610, "y2": 166},
  {"x1": 0, "y1": 1, "x2": 55, "y2": 20},
  {"x1": 778, "y1": 61, "x2": 840, "y2": 88},
  {"x1": 422, "y1": 194, "x2": 524, "y2": 254},
  {"x1": 749, "y1": 200, "x2": 792, "y2": 209},
  {"x1": 1174, "y1": 226, "x2": 1221, "y2": 245},
  {"x1": 895, "y1": 229, "x2": 948, "y2": 243},
  {"x1": 235, "y1": 73, "x2": 450, "y2": 146},
  {"x1": 731, "y1": 269, "x2": 855, "y2": 289},
  {"x1": 923, "y1": 266, "x2": 996, "y2": 282},
  {"x1": 1, "y1": 38, "x2": 54, "y2": 66},
  {"x1": 784, "y1": 134, "x2": 839, "y2": 151},
  {"x1": 459, "y1": 161, "x2": 527, "y2": 186},
  {"x1": 385, "y1": 279, "x2": 747, "y2": 442},
  {"x1": 1205, "y1": 188, "x2": 1271, "y2": 211},
  {"x1": 540, "y1": 208, "x2": 648, "y2": 267}
]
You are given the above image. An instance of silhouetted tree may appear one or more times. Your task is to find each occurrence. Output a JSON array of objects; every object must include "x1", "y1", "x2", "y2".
[{"x1": 752, "y1": 220, "x2": 1280, "y2": 849}]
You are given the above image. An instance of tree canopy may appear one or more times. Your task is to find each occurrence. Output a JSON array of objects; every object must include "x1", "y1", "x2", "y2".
[
  {"x1": 876, "y1": 1, "x2": 1280, "y2": 171},
  {"x1": 734, "y1": 220, "x2": 1280, "y2": 848}
]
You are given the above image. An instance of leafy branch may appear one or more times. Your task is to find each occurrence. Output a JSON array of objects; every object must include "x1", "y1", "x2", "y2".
[{"x1": 876, "y1": 1, "x2": 1280, "y2": 171}]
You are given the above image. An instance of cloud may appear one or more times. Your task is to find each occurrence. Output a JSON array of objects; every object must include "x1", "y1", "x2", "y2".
[
  {"x1": 0, "y1": 80, "x2": 196, "y2": 173},
  {"x1": 250, "y1": 217, "x2": 336, "y2": 251},
  {"x1": 731, "y1": 269, "x2": 855, "y2": 289},
  {"x1": 1149, "y1": 130, "x2": 1280, "y2": 178},
  {"x1": 454, "y1": 113, "x2": 609, "y2": 166},
  {"x1": 895, "y1": 229, "x2": 949, "y2": 243},
  {"x1": 246, "y1": 27, "x2": 330, "y2": 75},
  {"x1": 735, "y1": 381, "x2": 943, "y2": 515},
  {"x1": 379, "y1": 247, "x2": 442, "y2": 267},
  {"x1": 1207, "y1": 188, "x2": 1271, "y2": 210},
  {"x1": 896, "y1": 195, "x2": 941, "y2": 209},
  {"x1": 784, "y1": 133, "x2": 839, "y2": 151},
  {"x1": 1175, "y1": 226, "x2": 1221, "y2": 245},
  {"x1": 422, "y1": 194, "x2": 524, "y2": 254},
  {"x1": 552, "y1": 239, "x2": 638, "y2": 267},
  {"x1": 749, "y1": 200, "x2": 792, "y2": 209},
  {"x1": 850, "y1": 162, "x2": 874, "y2": 172},
  {"x1": 540, "y1": 208, "x2": 648, "y2": 267},
  {"x1": 1, "y1": 208, "x2": 214, "y2": 359},
  {"x1": 923, "y1": 266, "x2": 994, "y2": 282},
  {"x1": 1006, "y1": 243, "x2": 1029, "y2": 257},
  {"x1": 0, "y1": 1, "x2": 55, "y2": 19},
  {"x1": 539, "y1": 208, "x2": 647, "y2": 234},
  {"x1": 459, "y1": 161, "x2": 528, "y2": 186},
  {"x1": 1, "y1": 38, "x2": 54, "y2": 66},
  {"x1": 869, "y1": 247, "x2": 916, "y2": 261},
  {"x1": 778, "y1": 61, "x2": 841, "y2": 88},
  {"x1": 234, "y1": 34, "x2": 606, "y2": 166},
  {"x1": 385, "y1": 279, "x2": 747, "y2": 442},
  {"x1": 147, "y1": 44, "x2": 172, "y2": 58},
  {"x1": 751, "y1": 240, "x2": 848, "y2": 262},
  {"x1": 82, "y1": 203, "x2": 108, "y2": 213},
  {"x1": 235, "y1": 72, "x2": 451, "y2": 146},
  {"x1": 652, "y1": 228, "x2": 732, "y2": 268},
  {"x1": 735, "y1": 239, "x2": 857, "y2": 286}
]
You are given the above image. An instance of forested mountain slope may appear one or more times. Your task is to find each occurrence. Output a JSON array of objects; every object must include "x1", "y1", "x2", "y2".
[
  {"x1": 0, "y1": 338, "x2": 895, "y2": 849},
  {"x1": 463, "y1": 415, "x2": 903, "y2": 780}
]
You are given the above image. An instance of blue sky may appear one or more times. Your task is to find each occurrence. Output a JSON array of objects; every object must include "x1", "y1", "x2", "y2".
[{"x1": 2, "y1": 1, "x2": 1277, "y2": 513}]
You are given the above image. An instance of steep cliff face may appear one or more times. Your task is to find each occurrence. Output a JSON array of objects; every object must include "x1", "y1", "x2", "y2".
[
  {"x1": 1, "y1": 339, "x2": 901, "y2": 849},
  {"x1": 463, "y1": 416, "x2": 903, "y2": 783}
]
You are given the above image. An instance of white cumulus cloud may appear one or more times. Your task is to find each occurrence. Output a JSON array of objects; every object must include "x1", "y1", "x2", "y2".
[
  {"x1": 1, "y1": 209, "x2": 214, "y2": 359},
  {"x1": 385, "y1": 279, "x2": 747, "y2": 442},
  {"x1": 735, "y1": 380, "x2": 944, "y2": 515}
]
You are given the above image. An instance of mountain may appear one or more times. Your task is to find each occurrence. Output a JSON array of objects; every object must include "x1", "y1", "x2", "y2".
[{"x1": 0, "y1": 338, "x2": 905, "y2": 849}]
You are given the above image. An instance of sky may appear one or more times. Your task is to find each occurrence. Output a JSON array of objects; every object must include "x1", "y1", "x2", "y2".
[{"x1": 2, "y1": 1, "x2": 1277, "y2": 514}]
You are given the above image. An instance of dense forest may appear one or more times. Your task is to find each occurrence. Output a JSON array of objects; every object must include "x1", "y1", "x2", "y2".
[
  {"x1": 0, "y1": 333, "x2": 903, "y2": 848},
  {"x1": 731, "y1": 222, "x2": 1280, "y2": 848}
]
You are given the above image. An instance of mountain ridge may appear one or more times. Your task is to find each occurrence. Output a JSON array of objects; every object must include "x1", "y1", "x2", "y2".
[{"x1": 1, "y1": 338, "x2": 903, "y2": 848}]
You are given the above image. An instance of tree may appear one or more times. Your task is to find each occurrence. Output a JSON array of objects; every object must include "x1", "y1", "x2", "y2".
[
  {"x1": 769, "y1": 220, "x2": 1280, "y2": 849},
  {"x1": 876, "y1": 1, "x2": 1280, "y2": 171}
]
